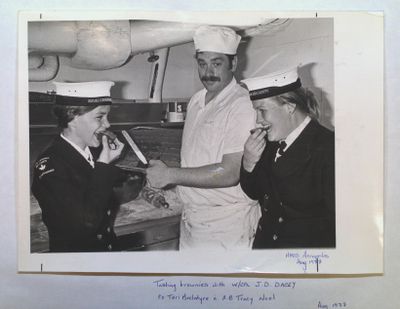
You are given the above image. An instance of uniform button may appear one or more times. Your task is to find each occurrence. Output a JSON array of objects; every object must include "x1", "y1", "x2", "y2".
[
  {"x1": 107, "y1": 210, "x2": 111, "y2": 216},
  {"x1": 263, "y1": 207, "x2": 268, "y2": 213},
  {"x1": 107, "y1": 227, "x2": 111, "y2": 233},
  {"x1": 272, "y1": 234, "x2": 278, "y2": 241},
  {"x1": 264, "y1": 194, "x2": 269, "y2": 200},
  {"x1": 108, "y1": 244, "x2": 113, "y2": 250},
  {"x1": 258, "y1": 224, "x2": 262, "y2": 231},
  {"x1": 97, "y1": 234, "x2": 102, "y2": 240},
  {"x1": 278, "y1": 217, "x2": 284, "y2": 223},
  {"x1": 280, "y1": 202, "x2": 283, "y2": 207}
]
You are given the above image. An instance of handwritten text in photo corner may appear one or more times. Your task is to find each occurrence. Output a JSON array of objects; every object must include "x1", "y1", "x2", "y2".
[{"x1": 285, "y1": 250, "x2": 330, "y2": 273}]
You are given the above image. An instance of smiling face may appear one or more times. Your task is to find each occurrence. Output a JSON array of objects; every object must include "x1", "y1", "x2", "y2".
[
  {"x1": 196, "y1": 51, "x2": 236, "y2": 97},
  {"x1": 67, "y1": 105, "x2": 111, "y2": 149},
  {"x1": 252, "y1": 97, "x2": 293, "y2": 142}
]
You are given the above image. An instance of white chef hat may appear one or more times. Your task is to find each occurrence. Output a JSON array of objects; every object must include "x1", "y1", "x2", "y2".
[
  {"x1": 53, "y1": 81, "x2": 115, "y2": 106},
  {"x1": 193, "y1": 25, "x2": 241, "y2": 55},
  {"x1": 241, "y1": 68, "x2": 302, "y2": 100}
]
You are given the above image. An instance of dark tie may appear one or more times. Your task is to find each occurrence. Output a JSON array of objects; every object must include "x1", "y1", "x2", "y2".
[
  {"x1": 277, "y1": 141, "x2": 287, "y2": 157},
  {"x1": 87, "y1": 155, "x2": 94, "y2": 166}
]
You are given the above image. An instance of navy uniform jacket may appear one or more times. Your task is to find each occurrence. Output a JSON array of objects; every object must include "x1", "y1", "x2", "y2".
[
  {"x1": 31, "y1": 136, "x2": 124, "y2": 252},
  {"x1": 240, "y1": 120, "x2": 335, "y2": 248}
]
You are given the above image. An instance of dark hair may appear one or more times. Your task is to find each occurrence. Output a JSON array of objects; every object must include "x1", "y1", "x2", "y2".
[
  {"x1": 195, "y1": 52, "x2": 236, "y2": 70},
  {"x1": 275, "y1": 87, "x2": 320, "y2": 119},
  {"x1": 226, "y1": 55, "x2": 235, "y2": 69},
  {"x1": 53, "y1": 105, "x2": 97, "y2": 128}
]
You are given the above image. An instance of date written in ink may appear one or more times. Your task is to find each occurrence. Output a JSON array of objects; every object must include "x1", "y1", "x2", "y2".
[{"x1": 318, "y1": 301, "x2": 347, "y2": 308}]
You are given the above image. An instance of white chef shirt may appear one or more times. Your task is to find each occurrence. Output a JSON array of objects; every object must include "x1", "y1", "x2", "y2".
[{"x1": 178, "y1": 78, "x2": 261, "y2": 250}]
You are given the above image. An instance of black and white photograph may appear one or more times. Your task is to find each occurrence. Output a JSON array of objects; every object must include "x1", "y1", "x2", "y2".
[
  {"x1": 28, "y1": 17, "x2": 335, "y2": 253},
  {"x1": 17, "y1": 11, "x2": 382, "y2": 274}
]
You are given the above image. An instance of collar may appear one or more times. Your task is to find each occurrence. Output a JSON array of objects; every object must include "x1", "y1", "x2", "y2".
[
  {"x1": 201, "y1": 77, "x2": 237, "y2": 108},
  {"x1": 60, "y1": 133, "x2": 94, "y2": 167},
  {"x1": 282, "y1": 115, "x2": 311, "y2": 151}
]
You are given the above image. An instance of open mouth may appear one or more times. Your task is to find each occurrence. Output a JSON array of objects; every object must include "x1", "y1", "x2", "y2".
[
  {"x1": 95, "y1": 130, "x2": 117, "y2": 149},
  {"x1": 95, "y1": 132, "x2": 101, "y2": 141},
  {"x1": 95, "y1": 131, "x2": 105, "y2": 142},
  {"x1": 250, "y1": 125, "x2": 271, "y2": 134}
]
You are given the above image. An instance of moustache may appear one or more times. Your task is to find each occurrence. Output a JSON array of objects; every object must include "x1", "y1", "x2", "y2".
[{"x1": 201, "y1": 76, "x2": 221, "y2": 82}]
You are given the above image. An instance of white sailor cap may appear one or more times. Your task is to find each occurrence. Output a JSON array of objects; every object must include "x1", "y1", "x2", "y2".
[
  {"x1": 242, "y1": 68, "x2": 302, "y2": 101},
  {"x1": 53, "y1": 81, "x2": 115, "y2": 106},
  {"x1": 193, "y1": 25, "x2": 241, "y2": 55}
]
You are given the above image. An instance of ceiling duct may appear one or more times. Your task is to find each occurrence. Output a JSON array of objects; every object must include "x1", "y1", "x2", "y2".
[{"x1": 27, "y1": 18, "x2": 286, "y2": 101}]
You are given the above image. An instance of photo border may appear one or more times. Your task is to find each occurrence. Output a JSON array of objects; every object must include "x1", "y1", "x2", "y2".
[{"x1": 17, "y1": 10, "x2": 383, "y2": 274}]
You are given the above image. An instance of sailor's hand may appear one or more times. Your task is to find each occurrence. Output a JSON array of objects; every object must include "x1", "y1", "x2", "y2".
[
  {"x1": 243, "y1": 128, "x2": 267, "y2": 172},
  {"x1": 97, "y1": 135, "x2": 125, "y2": 164}
]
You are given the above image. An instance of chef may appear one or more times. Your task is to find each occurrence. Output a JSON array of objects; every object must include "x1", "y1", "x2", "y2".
[{"x1": 146, "y1": 25, "x2": 261, "y2": 250}]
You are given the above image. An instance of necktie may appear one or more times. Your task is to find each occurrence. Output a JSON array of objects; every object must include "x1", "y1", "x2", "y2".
[
  {"x1": 275, "y1": 141, "x2": 287, "y2": 162},
  {"x1": 87, "y1": 154, "x2": 94, "y2": 167},
  {"x1": 277, "y1": 141, "x2": 287, "y2": 156}
]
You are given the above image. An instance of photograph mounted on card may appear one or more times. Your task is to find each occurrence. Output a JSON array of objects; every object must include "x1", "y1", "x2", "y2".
[{"x1": 17, "y1": 10, "x2": 383, "y2": 274}]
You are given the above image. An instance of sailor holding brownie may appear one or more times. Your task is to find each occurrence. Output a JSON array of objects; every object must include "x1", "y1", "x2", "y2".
[
  {"x1": 240, "y1": 68, "x2": 335, "y2": 249},
  {"x1": 31, "y1": 81, "x2": 125, "y2": 252}
]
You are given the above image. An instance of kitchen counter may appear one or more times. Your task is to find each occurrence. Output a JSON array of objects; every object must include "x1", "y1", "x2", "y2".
[{"x1": 30, "y1": 189, "x2": 183, "y2": 253}]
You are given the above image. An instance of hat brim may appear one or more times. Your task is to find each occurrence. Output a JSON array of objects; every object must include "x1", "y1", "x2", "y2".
[
  {"x1": 55, "y1": 95, "x2": 112, "y2": 106},
  {"x1": 249, "y1": 78, "x2": 302, "y2": 100}
]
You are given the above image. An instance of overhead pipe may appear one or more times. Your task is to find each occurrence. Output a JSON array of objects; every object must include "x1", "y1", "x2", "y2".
[
  {"x1": 27, "y1": 19, "x2": 281, "y2": 82},
  {"x1": 28, "y1": 21, "x2": 78, "y2": 54},
  {"x1": 129, "y1": 21, "x2": 200, "y2": 55},
  {"x1": 70, "y1": 21, "x2": 131, "y2": 70},
  {"x1": 28, "y1": 20, "x2": 132, "y2": 73},
  {"x1": 28, "y1": 55, "x2": 59, "y2": 82},
  {"x1": 28, "y1": 20, "x2": 198, "y2": 75},
  {"x1": 29, "y1": 54, "x2": 45, "y2": 69}
]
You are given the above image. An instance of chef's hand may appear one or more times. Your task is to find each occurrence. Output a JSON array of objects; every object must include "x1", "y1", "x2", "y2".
[
  {"x1": 97, "y1": 135, "x2": 125, "y2": 164},
  {"x1": 243, "y1": 128, "x2": 267, "y2": 172},
  {"x1": 146, "y1": 160, "x2": 171, "y2": 189}
]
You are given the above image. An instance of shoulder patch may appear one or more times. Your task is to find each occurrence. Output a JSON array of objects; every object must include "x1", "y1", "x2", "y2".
[{"x1": 34, "y1": 156, "x2": 55, "y2": 179}]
